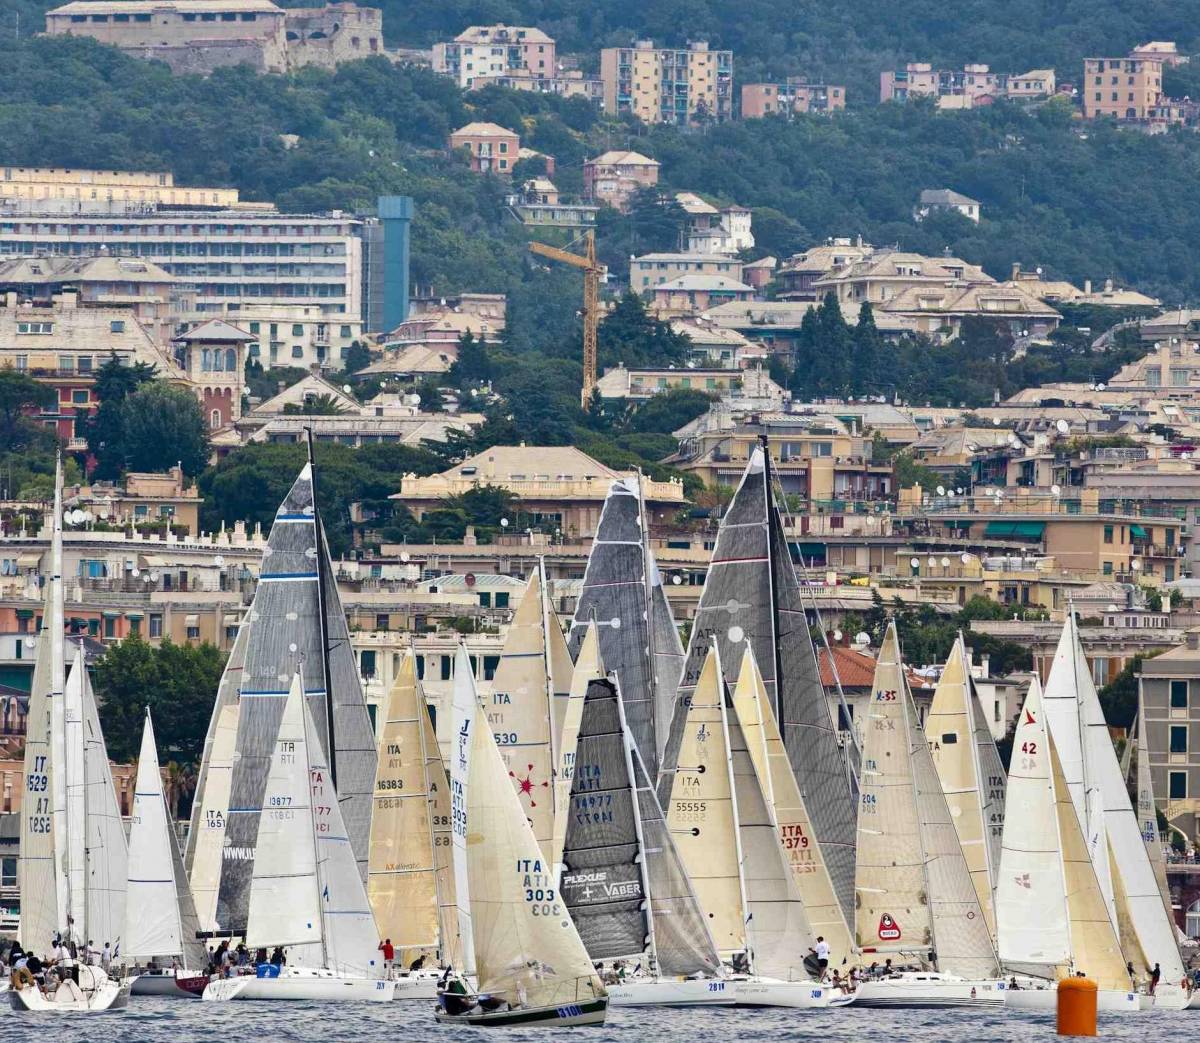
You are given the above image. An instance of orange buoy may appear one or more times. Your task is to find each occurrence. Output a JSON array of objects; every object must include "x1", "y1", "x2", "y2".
[{"x1": 1057, "y1": 977, "x2": 1098, "y2": 1036}]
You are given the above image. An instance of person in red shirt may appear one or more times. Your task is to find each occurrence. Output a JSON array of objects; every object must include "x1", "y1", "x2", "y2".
[{"x1": 378, "y1": 939, "x2": 395, "y2": 980}]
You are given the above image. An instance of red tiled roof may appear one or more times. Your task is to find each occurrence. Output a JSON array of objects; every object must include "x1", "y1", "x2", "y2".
[{"x1": 818, "y1": 645, "x2": 933, "y2": 691}]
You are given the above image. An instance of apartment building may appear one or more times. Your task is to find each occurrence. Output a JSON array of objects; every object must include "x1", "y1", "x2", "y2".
[
  {"x1": 600, "y1": 40, "x2": 733, "y2": 125},
  {"x1": 202, "y1": 303, "x2": 363, "y2": 369},
  {"x1": 675, "y1": 193, "x2": 754, "y2": 254},
  {"x1": 433, "y1": 24, "x2": 555, "y2": 89},
  {"x1": 1138, "y1": 633, "x2": 1200, "y2": 846},
  {"x1": 448, "y1": 123, "x2": 520, "y2": 175},
  {"x1": 1082, "y1": 55, "x2": 1182, "y2": 125},
  {"x1": 740, "y1": 79, "x2": 846, "y2": 118},
  {"x1": 582, "y1": 151, "x2": 659, "y2": 211},
  {"x1": 811, "y1": 249, "x2": 992, "y2": 306},
  {"x1": 44, "y1": 0, "x2": 383, "y2": 76},
  {"x1": 0, "y1": 166, "x2": 250, "y2": 210},
  {"x1": 629, "y1": 252, "x2": 744, "y2": 293},
  {"x1": 881, "y1": 62, "x2": 1056, "y2": 108},
  {"x1": 1107, "y1": 339, "x2": 1200, "y2": 395},
  {"x1": 915, "y1": 188, "x2": 981, "y2": 223},
  {"x1": 775, "y1": 238, "x2": 876, "y2": 302}
]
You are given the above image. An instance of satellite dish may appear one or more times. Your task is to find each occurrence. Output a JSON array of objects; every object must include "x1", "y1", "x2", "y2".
[
  {"x1": 992, "y1": 417, "x2": 1001, "y2": 426},
  {"x1": 833, "y1": 629, "x2": 843, "y2": 642},
  {"x1": 400, "y1": 552, "x2": 411, "y2": 563},
  {"x1": 343, "y1": 384, "x2": 352, "y2": 394},
  {"x1": 80, "y1": 510, "x2": 93, "y2": 524},
  {"x1": 1055, "y1": 419, "x2": 1070, "y2": 435},
  {"x1": 214, "y1": 555, "x2": 226, "y2": 567},
  {"x1": 1107, "y1": 603, "x2": 1119, "y2": 613},
  {"x1": 1131, "y1": 559, "x2": 1142, "y2": 570},
  {"x1": 910, "y1": 557, "x2": 920, "y2": 568},
  {"x1": 671, "y1": 574, "x2": 682, "y2": 585},
  {"x1": 936, "y1": 485, "x2": 946, "y2": 496},
  {"x1": 995, "y1": 490, "x2": 1005, "y2": 499},
  {"x1": 854, "y1": 632, "x2": 870, "y2": 647},
  {"x1": 130, "y1": 568, "x2": 140, "y2": 578},
  {"x1": 941, "y1": 557, "x2": 950, "y2": 567},
  {"x1": 1050, "y1": 484, "x2": 1061, "y2": 496},
  {"x1": 960, "y1": 553, "x2": 971, "y2": 564}
]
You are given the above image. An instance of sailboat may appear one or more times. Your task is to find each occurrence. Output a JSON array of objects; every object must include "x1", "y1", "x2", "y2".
[
  {"x1": 366, "y1": 649, "x2": 454, "y2": 998},
  {"x1": 847, "y1": 623, "x2": 1003, "y2": 1009},
  {"x1": 1128, "y1": 699, "x2": 1175, "y2": 930},
  {"x1": 924, "y1": 635, "x2": 1005, "y2": 942},
  {"x1": 205, "y1": 452, "x2": 377, "y2": 943},
  {"x1": 560, "y1": 668, "x2": 726, "y2": 1007},
  {"x1": 14, "y1": 459, "x2": 129, "y2": 1013},
  {"x1": 1041, "y1": 613, "x2": 1185, "y2": 1006},
  {"x1": 999, "y1": 679, "x2": 1146, "y2": 1012},
  {"x1": 485, "y1": 565, "x2": 572, "y2": 863},
  {"x1": 666, "y1": 645, "x2": 847, "y2": 1008},
  {"x1": 660, "y1": 444, "x2": 859, "y2": 935},
  {"x1": 567, "y1": 475, "x2": 685, "y2": 781},
  {"x1": 437, "y1": 645, "x2": 607, "y2": 1026},
  {"x1": 125, "y1": 710, "x2": 209, "y2": 998},
  {"x1": 203, "y1": 674, "x2": 394, "y2": 1003}
]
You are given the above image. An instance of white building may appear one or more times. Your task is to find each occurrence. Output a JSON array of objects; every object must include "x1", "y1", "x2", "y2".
[
  {"x1": 914, "y1": 188, "x2": 981, "y2": 223},
  {"x1": 189, "y1": 302, "x2": 363, "y2": 369}
]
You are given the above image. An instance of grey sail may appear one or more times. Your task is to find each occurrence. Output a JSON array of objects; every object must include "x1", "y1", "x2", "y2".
[
  {"x1": 660, "y1": 447, "x2": 858, "y2": 926},
  {"x1": 568, "y1": 476, "x2": 682, "y2": 779},
  {"x1": 970, "y1": 676, "x2": 1007, "y2": 887},
  {"x1": 560, "y1": 678, "x2": 648, "y2": 960},
  {"x1": 214, "y1": 464, "x2": 376, "y2": 932}
]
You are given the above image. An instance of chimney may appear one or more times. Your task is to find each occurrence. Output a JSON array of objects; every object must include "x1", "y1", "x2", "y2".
[
  {"x1": 1084, "y1": 278, "x2": 1092, "y2": 295},
  {"x1": 1188, "y1": 630, "x2": 1200, "y2": 651},
  {"x1": 1011, "y1": 263, "x2": 1020, "y2": 280},
  {"x1": 980, "y1": 652, "x2": 990, "y2": 678}
]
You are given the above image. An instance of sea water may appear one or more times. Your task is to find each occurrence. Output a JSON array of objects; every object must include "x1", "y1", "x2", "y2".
[{"x1": 0, "y1": 1000, "x2": 1191, "y2": 1043}]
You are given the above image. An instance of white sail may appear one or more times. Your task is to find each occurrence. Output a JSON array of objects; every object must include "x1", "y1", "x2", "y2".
[
  {"x1": 666, "y1": 645, "x2": 746, "y2": 956},
  {"x1": 449, "y1": 645, "x2": 477, "y2": 975},
  {"x1": 368, "y1": 651, "x2": 440, "y2": 960},
  {"x1": 80, "y1": 654, "x2": 128, "y2": 951},
  {"x1": 996, "y1": 678, "x2": 1071, "y2": 969},
  {"x1": 19, "y1": 456, "x2": 65, "y2": 947},
  {"x1": 925, "y1": 637, "x2": 997, "y2": 939},
  {"x1": 487, "y1": 571, "x2": 558, "y2": 860},
  {"x1": 969, "y1": 673, "x2": 1006, "y2": 889},
  {"x1": 125, "y1": 711, "x2": 187, "y2": 961},
  {"x1": 541, "y1": 560, "x2": 575, "y2": 765},
  {"x1": 727, "y1": 702, "x2": 815, "y2": 980},
  {"x1": 855, "y1": 624, "x2": 932, "y2": 957},
  {"x1": 730, "y1": 645, "x2": 853, "y2": 965},
  {"x1": 551, "y1": 621, "x2": 603, "y2": 878},
  {"x1": 64, "y1": 647, "x2": 87, "y2": 941},
  {"x1": 466, "y1": 702, "x2": 604, "y2": 1008},
  {"x1": 306, "y1": 694, "x2": 382, "y2": 979},
  {"x1": 1042, "y1": 615, "x2": 1116, "y2": 929},
  {"x1": 189, "y1": 702, "x2": 239, "y2": 933},
  {"x1": 1134, "y1": 700, "x2": 1173, "y2": 922},
  {"x1": 246, "y1": 674, "x2": 324, "y2": 965},
  {"x1": 423, "y1": 702, "x2": 461, "y2": 969}
]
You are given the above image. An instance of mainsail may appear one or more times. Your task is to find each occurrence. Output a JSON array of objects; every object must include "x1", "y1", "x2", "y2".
[
  {"x1": 551, "y1": 621, "x2": 603, "y2": 876},
  {"x1": 730, "y1": 645, "x2": 854, "y2": 964},
  {"x1": 568, "y1": 476, "x2": 682, "y2": 779},
  {"x1": 368, "y1": 651, "x2": 440, "y2": 962},
  {"x1": 969, "y1": 671, "x2": 1007, "y2": 885},
  {"x1": 125, "y1": 710, "x2": 206, "y2": 968},
  {"x1": 1132, "y1": 699, "x2": 1173, "y2": 922},
  {"x1": 662, "y1": 446, "x2": 857, "y2": 925},
  {"x1": 423, "y1": 698, "x2": 461, "y2": 969},
  {"x1": 449, "y1": 645, "x2": 478, "y2": 976},
  {"x1": 215, "y1": 464, "x2": 376, "y2": 933},
  {"x1": 465, "y1": 700, "x2": 605, "y2": 1008},
  {"x1": 19, "y1": 458, "x2": 65, "y2": 947}
]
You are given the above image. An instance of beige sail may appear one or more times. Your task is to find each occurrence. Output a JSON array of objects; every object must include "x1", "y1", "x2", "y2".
[
  {"x1": 666, "y1": 645, "x2": 745, "y2": 956},
  {"x1": 730, "y1": 645, "x2": 853, "y2": 964},
  {"x1": 423, "y1": 701, "x2": 462, "y2": 970},
  {"x1": 925, "y1": 637, "x2": 996, "y2": 940},
  {"x1": 1050, "y1": 733, "x2": 1129, "y2": 991},
  {"x1": 489, "y1": 571, "x2": 557, "y2": 859},
  {"x1": 543, "y1": 567, "x2": 576, "y2": 761},
  {"x1": 855, "y1": 623, "x2": 932, "y2": 956},
  {"x1": 368, "y1": 651, "x2": 439, "y2": 962},
  {"x1": 466, "y1": 703, "x2": 605, "y2": 1008},
  {"x1": 190, "y1": 702, "x2": 240, "y2": 932},
  {"x1": 551, "y1": 621, "x2": 604, "y2": 876},
  {"x1": 1110, "y1": 838, "x2": 1150, "y2": 981},
  {"x1": 1133, "y1": 700, "x2": 1174, "y2": 927},
  {"x1": 728, "y1": 702, "x2": 815, "y2": 980}
]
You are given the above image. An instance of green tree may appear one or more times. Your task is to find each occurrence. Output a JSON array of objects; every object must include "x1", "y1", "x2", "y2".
[
  {"x1": 448, "y1": 330, "x2": 492, "y2": 386},
  {"x1": 281, "y1": 393, "x2": 350, "y2": 416},
  {"x1": 1098, "y1": 652, "x2": 1165, "y2": 730},
  {"x1": 81, "y1": 355, "x2": 157, "y2": 478},
  {"x1": 598, "y1": 292, "x2": 690, "y2": 370},
  {"x1": 341, "y1": 341, "x2": 372, "y2": 375},
  {"x1": 625, "y1": 388, "x2": 716, "y2": 434},
  {"x1": 0, "y1": 368, "x2": 54, "y2": 448},
  {"x1": 120, "y1": 382, "x2": 210, "y2": 477},
  {"x1": 93, "y1": 636, "x2": 227, "y2": 774}
]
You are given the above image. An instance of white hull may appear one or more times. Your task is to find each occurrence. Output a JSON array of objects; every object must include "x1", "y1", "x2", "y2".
[
  {"x1": 1150, "y1": 986, "x2": 1190, "y2": 1010},
  {"x1": 391, "y1": 971, "x2": 440, "y2": 1000},
  {"x1": 9, "y1": 976, "x2": 129, "y2": 1012},
  {"x1": 129, "y1": 971, "x2": 207, "y2": 998},
  {"x1": 203, "y1": 971, "x2": 395, "y2": 1003},
  {"x1": 847, "y1": 975, "x2": 1006, "y2": 1008},
  {"x1": 608, "y1": 977, "x2": 735, "y2": 1007},
  {"x1": 732, "y1": 977, "x2": 850, "y2": 1008},
  {"x1": 1005, "y1": 987, "x2": 1148, "y2": 1012}
]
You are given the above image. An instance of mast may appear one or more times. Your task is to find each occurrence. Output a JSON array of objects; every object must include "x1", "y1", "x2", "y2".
[
  {"x1": 636, "y1": 471, "x2": 660, "y2": 735},
  {"x1": 758, "y1": 434, "x2": 786, "y2": 726},
  {"x1": 616, "y1": 679, "x2": 659, "y2": 972},
  {"x1": 719, "y1": 683, "x2": 753, "y2": 974},
  {"x1": 412, "y1": 648, "x2": 446, "y2": 960},
  {"x1": 306, "y1": 426, "x2": 337, "y2": 790},
  {"x1": 538, "y1": 556, "x2": 558, "y2": 785}
]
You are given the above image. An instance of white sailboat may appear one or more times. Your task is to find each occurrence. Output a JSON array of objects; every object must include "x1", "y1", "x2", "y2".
[
  {"x1": 203, "y1": 674, "x2": 393, "y2": 1002},
  {"x1": 924, "y1": 635, "x2": 1003, "y2": 941},
  {"x1": 665, "y1": 645, "x2": 846, "y2": 1009},
  {"x1": 1041, "y1": 614, "x2": 1185, "y2": 1004},
  {"x1": 366, "y1": 650, "x2": 453, "y2": 998},
  {"x1": 436, "y1": 664, "x2": 607, "y2": 1026},
  {"x1": 14, "y1": 460, "x2": 129, "y2": 1013},
  {"x1": 449, "y1": 645, "x2": 478, "y2": 980},
  {"x1": 999, "y1": 679, "x2": 1146, "y2": 1012},
  {"x1": 125, "y1": 709, "x2": 210, "y2": 998},
  {"x1": 848, "y1": 623, "x2": 1003, "y2": 1009}
]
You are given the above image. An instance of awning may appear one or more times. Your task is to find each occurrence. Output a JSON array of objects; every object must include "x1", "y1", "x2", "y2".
[
  {"x1": 17, "y1": 553, "x2": 42, "y2": 567},
  {"x1": 1130, "y1": 524, "x2": 1149, "y2": 539},
  {"x1": 185, "y1": 615, "x2": 199, "y2": 625},
  {"x1": 984, "y1": 520, "x2": 1046, "y2": 538},
  {"x1": 125, "y1": 612, "x2": 143, "y2": 621},
  {"x1": 15, "y1": 609, "x2": 33, "y2": 619},
  {"x1": 101, "y1": 610, "x2": 120, "y2": 619},
  {"x1": 944, "y1": 519, "x2": 972, "y2": 530}
]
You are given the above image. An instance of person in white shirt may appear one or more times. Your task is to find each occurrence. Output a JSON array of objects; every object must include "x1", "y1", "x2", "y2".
[
  {"x1": 54, "y1": 941, "x2": 78, "y2": 985},
  {"x1": 812, "y1": 936, "x2": 830, "y2": 979},
  {"x1": 101, "y1": 942, "x2": 112, "y2": 972}
]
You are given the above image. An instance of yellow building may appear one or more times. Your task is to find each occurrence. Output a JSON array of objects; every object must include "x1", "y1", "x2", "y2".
[
  {"x1": 0, "y1": 165, "x2": 253, "y2": 209},
  {"x1": 600, "y1": 40, "x2": 733, "y2": 124},
  {"x1": 1082, "y1": 56, "x2": 1179, "y2": 124}
]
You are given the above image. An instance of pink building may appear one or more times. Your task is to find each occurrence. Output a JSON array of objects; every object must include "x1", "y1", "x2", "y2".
[
  {"x1": 583, "y1": 150, "x2": 659, "y2": 211},
  {"x1": 448, "y1": 122, "x2": 521, "y2": 175},
  {"x1": 741, "y1": 79, "x2": 845, "y2": 118}
]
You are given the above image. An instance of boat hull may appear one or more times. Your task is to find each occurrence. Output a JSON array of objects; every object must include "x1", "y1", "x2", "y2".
[
  {"x1": 130, "y1": 971, "x2": 208, "y2": 998},
  {"x1": 435, "y1": 996, "x2": 608, "y2": 1026},
  {"x1": 203, "y1": 973, "x2": 395, "y2": 1002},
  {"x1": 9, "y1": 974, "x2": 129, "y2": 1012},
  {"x1": 847, "y1": 975, "x2": 1006, "y2": 1008},
  {"x1": 391, "y1": 972, "x2": 440, "y2": 1000},
  {"x1": 608, "y1": 978, "x2": 735, "y2": 1007},
  {"x1": 1005, "y1": 988, "x2": 1147, "y2": 1012},
  {"x1": 732, "y1": 978, "x2": 849, "y2": 1008}
]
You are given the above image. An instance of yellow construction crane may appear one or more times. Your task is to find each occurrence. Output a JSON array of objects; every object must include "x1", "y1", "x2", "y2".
[{"x1": 528, "y1": 230, "x2": 601, "y2": 407}]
